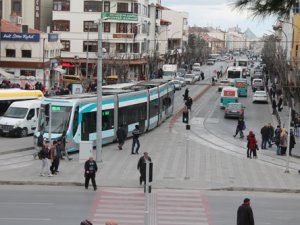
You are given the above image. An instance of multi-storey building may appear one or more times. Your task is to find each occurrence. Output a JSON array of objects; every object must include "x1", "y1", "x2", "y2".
[
  {"x1": 53, "y1": 0, "x2": 155, "y2": 81},
  {"x1": 0, "y1": 19, "x2": 62, "y2": 89},
  {"x1": 0, "y1": 0, "x2": 53, "y2": 32}
]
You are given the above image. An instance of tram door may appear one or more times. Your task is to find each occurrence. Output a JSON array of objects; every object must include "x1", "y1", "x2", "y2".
[{"x1": 81, "y1": 112, "x2": 96, "y2": 141}]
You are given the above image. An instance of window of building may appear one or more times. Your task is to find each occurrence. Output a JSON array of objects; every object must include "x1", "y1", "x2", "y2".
[
  {"x1": 103, "y1": 22, "x2": 110, "y2": 33},
  {"x1": 22, "y1": 50, "x2": 31, "y2": 58},
  {"x1": 142, "y1": 5, "x2": 147, "y2": 16},
  {"x1": 53, "y1": 0, "x2": 70, "y2": 11},
  {"x1": 117, "y1": 2, "x2": 128, "y2": 13},
  {"x1": 116, "y1": 43, "x2": 127, "y2": 53},
  {"x1": 61, "y1": 40, "x2": 70, "y2": 51},
  {"x1": 0, "y1": 0, "x2": 3, "y2": 19},
  {"x1": 6, "y1": 49, "x2": 16, "y2": 57},
  {"x1": 103, "y1": 42, "x2": 110, "y2": 53},
  {"x1": 84, "y1": 21, "x2": 98, "y2": 32},
  {"x1": 104, "y1": 1, "x2": 110, "y2": 12},
  {"x1": 116, "y1": 23, "x2": 128, "y2": 33},
  {"x1": 11, "y1": 0, "x2": 22, "y2": 16},
  {"x1": 84, "y1": 1, "x2": 102, "y2": 12},
  {"x1": 83, "y1": 41, "x2": 97, "y2": 52},
  {"x1": 131, "y1": 3, "x2": 140, "y2": 14},
  {"x1": 53, "y1": 20, "x2": 70, "y2": 31},
  {"x1": 20, "y1": 70, "x2": 36, "y2": 77},
  {"x1": 132, "y1": 43, "x2": 139, "y2": 53}
]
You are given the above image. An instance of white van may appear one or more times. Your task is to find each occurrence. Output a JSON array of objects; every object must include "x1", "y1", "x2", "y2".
[{"x1": 0, "y1": 100, "x2": 41, "y2": 137}]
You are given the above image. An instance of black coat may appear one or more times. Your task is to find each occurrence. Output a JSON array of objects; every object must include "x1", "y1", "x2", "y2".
[
  {"x1": 84, "y1": 159, "x2": 98, "y2": 174},
  {"x1": 261, "y1": 126, "x2": 269, "y2": 139},
  {"x1": 290, "y1": 134, "x2": 296, "y2": 149},
  {"x1": 237, "y1": 204, "x2": 254, "y2": 225},
  {"x1": 137, "y1": 156, "x2": 152, "y2": 182},
  {"x1": 116, "y1": 127, "x2": 127, "y2": 141}
]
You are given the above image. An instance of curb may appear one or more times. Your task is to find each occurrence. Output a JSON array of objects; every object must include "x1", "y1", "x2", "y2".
[{"x1": 0, "y1": 180, "x2": 300, "y2": 193}]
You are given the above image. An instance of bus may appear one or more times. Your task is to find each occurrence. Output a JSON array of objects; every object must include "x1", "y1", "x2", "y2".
[
  {"x1": 33, "y1": 80, "x2": 175, "y2": 153},
  {"x1": 233, "y1": 79, "x2": 248, "y2": 97},
  {"x1": 227, "y1": 66, "x2": 244, "y2": 80},
  {"x1": 220, "y1": 86, "x2": 238, "y2": 108},
  {"x1": 236, "y1": 59, "x2": 250, "y2": 76},
  {"x1": 0, "y1": 89, "x2": 44, "y2": 116}
]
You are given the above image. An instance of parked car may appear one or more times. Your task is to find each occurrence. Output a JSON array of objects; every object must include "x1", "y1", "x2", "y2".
[
  {"x1": 252, "y1": 78, "x2": 264, "y2": 92},
  {"x1": 207, "y1": 59, "x2": 215, "y2": 65},
  {"x1": 218, "y1": 79, "x2": 231, "y2": 92},
  {"x1": 224, "y1": 103, "x2": 245, "y2": 118},
  {"x1": 184, "y1": 74, "x2": 196, "y2": 84},
  {"x1": 176, "y1": 68, "x2": 186, "y2": 77},
  {"x1": 253, "y1": 90, "x2": 268, "y2": 103}
]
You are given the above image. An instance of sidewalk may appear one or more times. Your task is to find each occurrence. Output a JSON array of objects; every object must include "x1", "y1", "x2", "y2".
[{"x1": 1, "y1": 109, "x2": 300, "y2": 192}]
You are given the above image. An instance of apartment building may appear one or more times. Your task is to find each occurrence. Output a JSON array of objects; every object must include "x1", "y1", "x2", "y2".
[
  {"x1": 52, "y1": 0, "x2": 156, "y2": 80},
  {"x1": 0, "y1": 0, "x2": 53, "y2": 32}
]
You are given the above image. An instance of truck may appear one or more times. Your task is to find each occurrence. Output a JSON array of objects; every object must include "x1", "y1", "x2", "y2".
[{"x1": 162, "y1": 64, "x2": 178, "y2": 80}]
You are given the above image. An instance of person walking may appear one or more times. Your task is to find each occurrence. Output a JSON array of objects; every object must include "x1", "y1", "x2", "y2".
[
  {"x1": 84, "y1": 156, "x2": 98, "y2": 191},
  {"x1": 60, "y1": 131, "x2": 72, "y2": 160},
  {"x1": 183, "y1": 88, "x2": 189, "y2": 101},
  {"x1": 40, "y1": 141, "x2": 53, "y2": 177},
  {"x1": 233, "y1": 117, "x2": 245, "y2": 138},
  {"x1": 277, "y1": 94, "x2": 283, "y2": 112},
  {"x1": 279, "y1": 128, "x2": 288, "y2": 155},
  {"x1": 260, "y1": 124, "x2": 269, "y2": 149},
  {"x1": 137, "y1": 152, "x2": 152, "y2": 185},
  {"x1": 131, "y1": 125, "x2": 140, "y2": 154},
  {"x1": 274, "y1": 125, "x2": 282, "y2": 155},
  {"x1": 267, "y1": 123, "x2": 274, "y2": 148},
  {"x1": 247, "y1": 131, "x2": 258, "y2": 159},
  {"x1": 272, "y1": 99, "x2": 277, "y2": 115},
  {"x1": 116, "y1": 124, "x2": 127, "y2": 150},
  {"x1": 185, "y1": 96, "x2": 193, "y2": 111},
  {"x1": 289, "y1": 129, "x2": 296, "y2": 156},
  {"x1": 237, "y1": 198, "x2": 255, "y2": 225}
]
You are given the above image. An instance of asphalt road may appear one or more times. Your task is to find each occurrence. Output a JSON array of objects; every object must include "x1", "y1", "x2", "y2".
[{"x1": 1, "y1": 185, "x2": 299, "y2": 225}]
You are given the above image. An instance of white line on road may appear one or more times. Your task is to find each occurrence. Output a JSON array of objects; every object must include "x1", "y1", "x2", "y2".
[{"x1": 0, "y1": 217, "x2": 51, "y2": 221}]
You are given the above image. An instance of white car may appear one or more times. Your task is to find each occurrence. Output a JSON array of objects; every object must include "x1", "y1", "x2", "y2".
[
  {"x1": 175, "y1": 76, "x2": 186, "y2": 87},
  {"x1": 171, "y1": 80, "x2": 182, "y2": 90},
  {"x1": 184, "y1": 74, "x2": 196, "y2": 84},
  {"x1": 253, "y1": 90, "x2": 268, "y2": 103}
]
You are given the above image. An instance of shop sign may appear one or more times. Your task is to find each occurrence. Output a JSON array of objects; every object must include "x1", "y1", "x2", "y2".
[
  {"x1": 113, "y1": 33, "x2": 134, "y2": 39},
  {"x1": 102, "y1": 12, "x2": 138, "y2": 21},
  {"x1": 1, "y1": 32, "x2": 40, "y2": 42}
]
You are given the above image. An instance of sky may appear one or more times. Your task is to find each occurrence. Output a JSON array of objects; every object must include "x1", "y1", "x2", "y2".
[{"x1": 162, "y1": 0, "x2": 277, "y2": 37}]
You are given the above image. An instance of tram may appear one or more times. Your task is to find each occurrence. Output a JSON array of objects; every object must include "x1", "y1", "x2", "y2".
[{"x1": 33, "y1": 80, "x2": 175, "y2": 152}]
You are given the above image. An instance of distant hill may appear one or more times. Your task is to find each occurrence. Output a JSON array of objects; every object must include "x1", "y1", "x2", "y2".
[{"x1": 244, "y1": 28, "x2": 257, "y2": 39}]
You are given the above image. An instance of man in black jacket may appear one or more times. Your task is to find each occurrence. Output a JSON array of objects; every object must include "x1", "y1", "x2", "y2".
[
  {"x1": 237, "y1": 198, "x2": 255, "y2": 225},
  {"x1": 137, "y1": 152, "x2": 152, "y2": 185},
  {"x1": 261, "y1": 124, "x2": 269, "y2": 149},
  {"x1": 116, "y1": 124, "x2": 127, "y2": 150},
  {"x1": 84, "y1": 156, "x2": 98, "y2": 191},
  {"x1": 131, "y1": 125, "x2": 140, "y2": 154}
]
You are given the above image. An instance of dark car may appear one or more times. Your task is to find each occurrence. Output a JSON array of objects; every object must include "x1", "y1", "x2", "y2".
[{"x1": 224, "y1": 103, "x2": 245, "y2": 118}]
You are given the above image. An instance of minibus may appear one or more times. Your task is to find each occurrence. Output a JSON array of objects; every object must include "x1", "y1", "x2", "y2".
[{"x1": 220, "y1": 86, "x2": 238, "y2": 108}]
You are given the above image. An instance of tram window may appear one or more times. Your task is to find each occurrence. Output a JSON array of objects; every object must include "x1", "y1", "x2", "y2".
[
  {"x1": 118, "y1": 102, "x2": 147, "y2": 124},
  {"x1": 82, "y1": 112, "x2": 97, "y2": 134},
  {"x1": 73, "y1": 106, "x2": 79, "y2": 136},
  {"x1": 102, "y1": 109, "x2": 113, "y2": 130},
  {"x1": 149, "y1": 99, "x2": 159, "y2": 117}
]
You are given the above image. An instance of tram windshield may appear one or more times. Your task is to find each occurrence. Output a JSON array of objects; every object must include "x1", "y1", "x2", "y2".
[{"x1": 38, "y1": 105, "x2": 72, "y2": 133}]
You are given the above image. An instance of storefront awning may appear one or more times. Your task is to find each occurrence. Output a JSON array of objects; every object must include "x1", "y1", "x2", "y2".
[{"x1": 54, "y1": 67, "x2": 66, "y2": 74}]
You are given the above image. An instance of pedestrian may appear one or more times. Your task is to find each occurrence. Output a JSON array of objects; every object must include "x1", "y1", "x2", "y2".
[
  {"x1": 274, "y1": 125, "x2": 282, "y2": 155},
  {"x1": 289, "y1": 129, "x2": 296, "y2": 156},
  {"x1": 40, "y1": 141, "x2": 53, "y2": 177},
  {"x1": 211, "y1": 76, "x2": 215, "y2": 86},
  {"x1": 279, "y1": 128, "x2": 288, "y2": 155},
  {"x1": 50, "y1": 141, "x2": 58, "y2": 175},
  {"x1": 137, "y1": 152, "x2": 152, "y2": 185},
  {"x1": 247, "y1": 131, "x2": 258, "y2": 159},
  {"x1": 131, "y1": 125, "x2": 140, "y2": 154},
  {"x1": 201, "y1": 71, "x2": 205, "y2": 80},
  {"x1": 84, "y1": 156, "x2": 98, "y2": 191},
  {"x1": 260, "y1": 124, "x2": 269, "y2": 149},
  {"x1": 185, "y1": 96, "x2": 193, "y2": 111},
  {"x1": 267, "y1": 123, "x2": 274, "y2": 148},
  {"x1": 51, "y1": 140, "x2": 61, "y2": 174},
  {"x1": 272, "y1": 99, "x2": 277, "y2": 115},
  {"x1": 183, "y1": 88, "x2": 189, "y2": 101},
  {"x1": 237, "y1": 198, "x2": 255, "y2": 225},
  {"x1": 157, "y1": 68, "x2": 164, "y2": 79},
  {"x1": 233, "y1": 117, "x2": 245, "y2": 138},
  {"x1": 116, "y1": 124, "x2": 127, "y2": 150},
  {"x1": 60, "y1": 131, "x2": 72, "y2": 160},
  {"x1": 277, "y1": 94, "x2": 283, "y2": 112}
]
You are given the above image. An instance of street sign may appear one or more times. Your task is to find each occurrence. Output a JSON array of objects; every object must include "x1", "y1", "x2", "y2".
[{"x1": 102, "y1": 12, "x2": 138, "y2": 21}]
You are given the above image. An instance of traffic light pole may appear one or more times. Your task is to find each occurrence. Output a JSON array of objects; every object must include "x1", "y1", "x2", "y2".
[
  {"x1": 144, "y1": 161, "x2": 150, "y2": 225},
  {"x1": 185, "y1": 112, "x2": 190, "y2": 180},
  {"x1": 49, "y1": 103, "x2": 52, "y2": 144}
]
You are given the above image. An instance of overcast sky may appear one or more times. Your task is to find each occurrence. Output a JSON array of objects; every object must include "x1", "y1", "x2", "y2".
[{"x1": 162, "y1": 0, "x2": 277, "y2": 37}]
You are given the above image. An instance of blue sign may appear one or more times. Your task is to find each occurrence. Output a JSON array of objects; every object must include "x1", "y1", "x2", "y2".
[
  {"x1": 0, "y1": 32, "x2": 40, "y2": 42},
  {"x1": 48, "y1": 33, "x2": 58, "y2": 42}
]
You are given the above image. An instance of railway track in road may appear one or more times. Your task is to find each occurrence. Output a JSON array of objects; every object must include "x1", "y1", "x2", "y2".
[{"x1": 0, "y1": 149, "x2": 36, "y2": 171}]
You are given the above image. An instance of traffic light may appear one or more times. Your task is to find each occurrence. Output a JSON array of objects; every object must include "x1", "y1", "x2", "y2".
[{"x1": 182, "y1": 110, "x2": 189, "y2": 124}]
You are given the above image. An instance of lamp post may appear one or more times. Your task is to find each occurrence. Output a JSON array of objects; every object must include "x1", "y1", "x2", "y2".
[
  {"x1": 42, "y1": 38, "x2": 46, "y2": 92},
  {"x1": 96, "y1": 17, "x2": 103, "y2": 163},
  {"x1": 86, "y1": 23, "x2": 90, "y2": 79}
]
